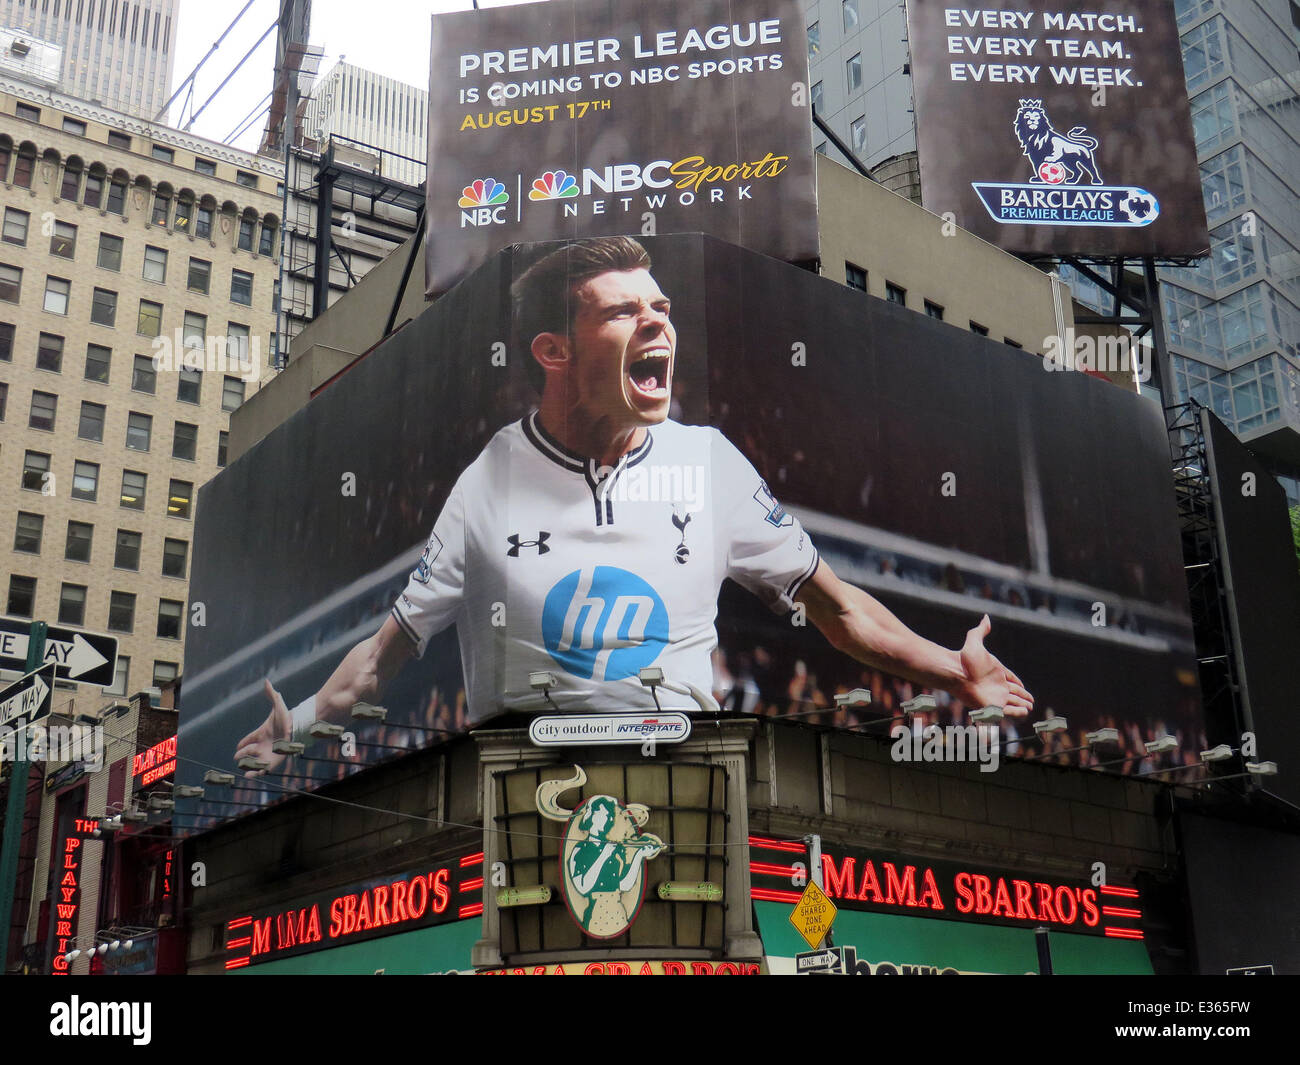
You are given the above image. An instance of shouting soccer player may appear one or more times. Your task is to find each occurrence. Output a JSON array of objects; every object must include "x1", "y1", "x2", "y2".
[{"x1": 236, "y1": 236, "x2": 1032, "y2": 773}]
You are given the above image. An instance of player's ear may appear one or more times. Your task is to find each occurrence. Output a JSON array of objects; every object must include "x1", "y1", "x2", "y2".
[{"x1": 531, "y1": 331, "x2": 570, "y2": 376}]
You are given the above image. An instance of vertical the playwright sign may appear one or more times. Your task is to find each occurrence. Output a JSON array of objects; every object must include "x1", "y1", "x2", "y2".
[
  {"x1": 905, "y1": 0, "x2": 1208, "y2": 257},
  {"x1": 424, "y1": 0, "x2": 818, "y2": 295}
]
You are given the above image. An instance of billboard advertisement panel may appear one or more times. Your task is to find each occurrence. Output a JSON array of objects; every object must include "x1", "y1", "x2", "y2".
[
  {"x1": 905, "y1": 0, "x2": 1209, "y2": 257},
  {"x1": 423, "y1": 0, "x2": 818, "y2": 295},
  {"x1": 178, "y1": 234, "x2": 1199, "y2": 830}
]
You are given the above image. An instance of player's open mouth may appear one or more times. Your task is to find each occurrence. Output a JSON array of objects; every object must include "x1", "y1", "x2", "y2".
[{"x1": 628, "y1": 352, "x2": 670, "y2": 397}]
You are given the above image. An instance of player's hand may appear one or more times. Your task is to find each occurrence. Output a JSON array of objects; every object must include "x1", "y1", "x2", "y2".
[
  {"x1": 234, "y1": 679, "x2": 292, "y2": 777},
  {"x1": 954, "y1": 615, "x2": 1033, "y2": 718}
]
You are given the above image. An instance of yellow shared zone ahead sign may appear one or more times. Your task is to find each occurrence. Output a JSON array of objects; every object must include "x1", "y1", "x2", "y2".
[{"x1": 789, "y1": 881, "x2": 838, "y2": 950}]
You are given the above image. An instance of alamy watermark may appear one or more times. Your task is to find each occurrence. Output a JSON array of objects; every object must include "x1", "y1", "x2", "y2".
[
  {"x1": 891, "y1": 720, "x2": 1000, "y2": 773},
  {"x1": 1043, "y1": 328, "x2": 1153, "y2": 382},
  {"x1": 151, "y1": 330, "x2": 261, "y2": 382},
  {"x1": 0, "y1": 723, "x2": 105, "y2": 769},
  {"x1": 594, "y1": 462, "x2": 707, "y2": 512}
]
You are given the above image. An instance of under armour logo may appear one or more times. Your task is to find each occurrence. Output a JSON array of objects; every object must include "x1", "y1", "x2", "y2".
[{"x1": 507, "y1": 531, "x2": 551, "y2": 556}]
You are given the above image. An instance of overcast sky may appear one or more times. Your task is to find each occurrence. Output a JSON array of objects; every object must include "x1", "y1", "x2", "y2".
[{"x1": 170, "y1": 0, "x2": 533, "y2": 151}]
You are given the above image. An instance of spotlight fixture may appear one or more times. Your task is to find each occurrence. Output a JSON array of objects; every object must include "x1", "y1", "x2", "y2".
[
  {"x1": 1199, "y1": 745, "x2": 1234, "y2": 763},
  {"x1": 1085, "y1": 728, "x2": 1119, "y2": 745},
  {"x1": 1144, "y1": 735, "x2": 1178, "y2": 755},
  {"x1": 272, "y1": 739, "x2": 305, "y2": 755},
  {"x1": 529, "y1": 671, "x2": 559, "y2": 691},
  {"x1": 1034, "y1": 717, "x2": 1069, "y2": 735},
  {"x1": 308, "y1": 721, "x2": 344, "y2": 739},
  {"x1": 970, "y1": 706, "x2": 1004, "y2": 723},
  {"x1": 834, "y1": 688, "x2": 873, "y2": 708},
  {"x1": 204, "y1": 770, "x2": 236, "y2": 786},
  {"x1": 901, "y1": 695, "x2": 936, "y2": 715},
  {"x1": 351, "y1": 704, "x2": 387, "y2": 720}
]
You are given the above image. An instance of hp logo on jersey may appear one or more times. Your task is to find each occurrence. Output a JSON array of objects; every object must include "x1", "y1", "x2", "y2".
[{"x1": 541, "y1": 566, "x2": 669, "y2": 681}]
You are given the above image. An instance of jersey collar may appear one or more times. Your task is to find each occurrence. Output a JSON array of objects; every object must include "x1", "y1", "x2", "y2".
[{"x1": 523, "y1": 410, "x2": 654, "y2": 474}]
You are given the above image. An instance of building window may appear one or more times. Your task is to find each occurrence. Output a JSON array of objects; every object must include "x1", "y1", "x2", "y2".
[
  {"x1": 97, "y1": 233, "x2": 123, "y2": 271},
  {"x1": 195, "y1": 206, "x2": 213, "y2": 239},
  {"x1": 120, "y1": 470, "x2": 147, "y2": 510},
  {"x1": 137, "y1": 299, "x2": 162, "y2": 337},
  {"x1": 153, "y1": 661, "x2": 178, "y2": 688},
  {"x1": 177, "y1": 367, "x2": 201, "y2": 404},
  {"x1": 62, "y1": 117, "x2": 87, "y2": 136},
  {"x1": 132, "y1": 354, "x2": 157, "y2": 394},
  {"x1": 0, "y1": 380, "x2": 6, "y2": 419},
  {"x1": 221, "y1": 375, "x2": 246, "y2": 412},
  {"x1": 106, "y1": 655, "x2": 129, "y2": 696},
  {"x1": 50, "y1": 222, "x2": 77, "y2": 258},
  {"x1": 162, "y1": 538, "x2": 188, "y2": 579},
  {"x1": 236, "y1": 170, "x2": 258, "y2": 189},
  {"x1": 851, "y1": 116, "x2": 867, "y2": 155},
  {"x1": 72, "y1": 460, "x2": 99, "y2": 502},
  {"x1": 847, "y1": 53, "x2": 862, "y2": 92},
  {"x1": 218, "y1": 430, "x2": 229, "y2": 467},
  {"x1": 925, "y1": 301, "x2": 944, "y2": 321},
  {"x1": 59, "y1": 583, "x2": 88, "y2": 626},
  {"x1": 22, "y1": 451, "x2": 50, "y2": 492},
  {"x1": 65, "y1": 521, "x2": 93, "y2": 563},
  {"x1": 226, "y1": 322, "x2": 250, "y2": 364},
  {"x1": 172, "y1": 421, "x2": 198, "y2": 461},
  {"x1": 811, "y1": 81, "x2": 823, "y2": 114},
  {"x1": 85, "y1": 344, "x2": 111, "y2": 382},
  {"x1": 16, "y1": 102, "x2": 41, "y2": 122},
  {"x1": 846, "y1": 263, "x2": 867, "y2": 291},
  {"x1": 970, "y1": 321, "x2": 989, "y2": 336},
  {"x1": 60, "y1": 164, "x2": 81, "y2": 201},
  {"x1": 126, "y1": 411, "x2": 152, "y2": 451},
  {"x1": 44, "y1": 277, "x2": 71, "y2": 315},
  {"x1": 194, "y1": 157, "x2": 216, "y2": 176},
  {"x1": 230, "y1": 269, "x2": 253, "y2": 306},
  {"x1": 78, "y1": 400, "x2": 106, "y2": 441},
  {"x1": 114, "y1": 529, "x2": 142, "y2": 570},
  {"x1": 259, "y1": 223, "x2": 275, "y2": 257},
  {"x1": 168, "y1": 479, "x2": 193, "y2": 519},
  {"x1": 2, "y1": 208, "x2": 29, "y2": 246},
  {"x1": 143, "y1": 245, "x2": 167, "y2": 283},
  {"x1": 108, "y1": 591, "x2": 136, "y2": 633},
  {"x1": 174, "y1": 199, "x2": 192, "y2": 232},
  {"x1": 91, "y1": 287, "x2": 118, "y2": 326},
  {"x1": 107, "y1": 179, "x2": 127, "y2": 215},
  {"x1": 843, "y1": 0, "x2": 859, "y2": 31},
  {"x1": 151, "y1": 192, "x2": 170, "y2": 226},
  {"x1": 885, "y1": 282, "x2": 906, "y2": 306},
  {"x1": 14, "y1": 512, "x2": 43, "y2": 554},
  {"x1": 157, "y1": 599, "x2": 184, "y2": 640},
  {"x1": 188, "y1": 257, "x2": 211, "y2": 293},
  {"x1": 108, "y1": 130, "x2": 132, "y2": 149},
  {"x1": 28, "y1": 390, "x2": 56, "y2": 431},
  {"x1": 8, "y1": 575, "x2": 36, "y2": 618},
  {"x1": 238, "y1": 217, "x2": 255, "y2": 251},
  {"x1": 0, "y1": 263, "x2": 20, "y2": 302},
  {"x1": 12, "y1": 148, "x2": 34, "y2": 189},
  {"x1": 1004, "y1": 337, "x2": 1022, "y2": 349},
  {"x1": 83, "y1": 172, "x2": 104, "y2": 209},
  {"x1": 808, "y1": 21, "x2": 820, "y2": 60},
  {"x1": 183, "y1": 311, "x2": 206, "y2": 346},
  {"x1": 0, "y1": 321, "x2": 12, "y2": 361},
  {"x1": 151, "y1": 144, "x2": 174, "y2": 163},
  {"x1": 36, "y1": 333, "x2": 64, "y2": 372}
]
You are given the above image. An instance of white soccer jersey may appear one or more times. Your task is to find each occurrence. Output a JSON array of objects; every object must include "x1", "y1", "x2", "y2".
[{"x1": 391, "y1": 412, "x2": 819, "y2": 718}]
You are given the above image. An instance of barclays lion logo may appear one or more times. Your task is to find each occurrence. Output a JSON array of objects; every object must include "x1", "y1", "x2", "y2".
[
  {"x1": 536, "y1": 766, "x2": 665, "y2": 940},
  {"x1": 1013, "y1": 99, "x2": 1101, "y2": 185},
  {"x1": 970, "y1": 100, "x2": 1160, "y2": 229}
]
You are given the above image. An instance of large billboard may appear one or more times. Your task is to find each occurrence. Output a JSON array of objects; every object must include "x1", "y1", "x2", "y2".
[
  {"x1": 178, "y1": 234, "x2": 1199, "y2": 830},
  {"x1": 423, "y1": 0, "x2": 818, "y2": 295},
  {"x1": 905, "y1": 0, "x2": 1209, "y2": 257}
]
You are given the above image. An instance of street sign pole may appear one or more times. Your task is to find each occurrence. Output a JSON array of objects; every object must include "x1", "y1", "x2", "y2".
[{"x1": 0, "y1": 621, "x2": 47, "y2": 973}]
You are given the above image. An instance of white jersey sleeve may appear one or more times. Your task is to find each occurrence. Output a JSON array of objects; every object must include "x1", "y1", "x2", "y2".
[
  {"x1": 713, "y1": 431, "x2": 820, "y2": 613},
  {"x1": 391, "y1": 478, "x2": 466, "y2": 656}
]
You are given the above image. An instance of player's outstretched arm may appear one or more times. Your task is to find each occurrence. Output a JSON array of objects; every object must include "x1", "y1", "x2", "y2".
[
  {"x1": 796, "y1": 559, "x2": 1034, "y2": 716},
  {"x1": 235, "y1": 616, "x2": 416, "y2": 775}
]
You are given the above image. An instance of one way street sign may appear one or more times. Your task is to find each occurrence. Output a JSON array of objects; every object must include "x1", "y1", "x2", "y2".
[
  {"x1": 0, "y1": 618, "x2": 117, "y2": 686},
  {"x1": 0, "y1": 665, "x2": 55, "y2": 732}
]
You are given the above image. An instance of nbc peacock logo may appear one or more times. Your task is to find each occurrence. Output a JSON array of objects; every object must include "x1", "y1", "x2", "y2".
[
  {"x1": 528, "y1": 169, "x2": 579, "y2": 201},
  {"x1": 457, "y1": 177, "x2": 511, "y2": 228}
]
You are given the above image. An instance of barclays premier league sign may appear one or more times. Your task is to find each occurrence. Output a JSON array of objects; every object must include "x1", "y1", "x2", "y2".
[
  {"x1": 424, "y1": 0, "x2": 818, "y2": 295},
  {"x1": 906, "y1": 0, "x2": 1209, "y2": 257}
]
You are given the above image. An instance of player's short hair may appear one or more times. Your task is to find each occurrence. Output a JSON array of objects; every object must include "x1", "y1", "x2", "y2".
[{"x1": 512, "y1": 236, "x2": 653, "y2": 393}]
